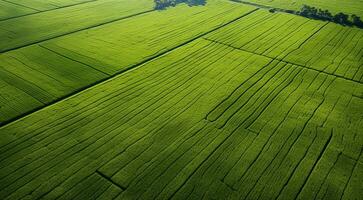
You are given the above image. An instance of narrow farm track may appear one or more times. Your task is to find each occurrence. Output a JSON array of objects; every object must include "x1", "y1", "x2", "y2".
[
  {"x1": 1, "y1": 39, "x2": 361, "y2": 199},
  {"x1": 0, "y1": 0, "x2": 362, "y2": 199}
]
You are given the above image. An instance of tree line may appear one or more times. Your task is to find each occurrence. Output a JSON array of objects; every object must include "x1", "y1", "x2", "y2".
[
  {"x1": 297, "y1": 5, "x2": 363, "y2": 28},
  {"x1": 154, "y1": 0, "x2": 206, "y2": 10}
]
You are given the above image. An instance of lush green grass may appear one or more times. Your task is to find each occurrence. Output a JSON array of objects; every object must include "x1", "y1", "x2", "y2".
[
  {"x1": 240, "y1": 0, "x2": 363, "y2": 17},
  {"x1": 0, "y1": 0, "x2": 155, "y2": 52},
  {"x1": 8, "y1": 0, "x2": 96, "y2": 10},
  {"x1": 0, "y1": 0, "x2": 96, "y2": 20},
  {"x1": 0, "y1": 0, "x2": 362, "y2": 199},
  {"x1": 205, "y1": 10, "x2": 363, "y2": 82},
  {"x1": 0, "y1": 0, "x2": 255, "y2": 124},
  {"x1": 0, "y1": 0, "x2": 35, "y2": 20},
  {"x1": 0, "y1": 38, "x2": 361, "y2": 199}
]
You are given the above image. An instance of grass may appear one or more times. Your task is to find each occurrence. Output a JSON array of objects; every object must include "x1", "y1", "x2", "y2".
[
  {"x1": 237, "y1": 0, "x2": 363, "y2": 17},
  {"x1": 0, "y1": 0, "x2": 256, "y2": 124},
  {"x1": 205, "y1": 10, "x2": 363, "y2": 82},
  {"x1": 0, "y1": 0, "x2": 155, "y2": 52},
  {"x1": 0, "y1": 0, "x2": 362, "y2": 199},
  {"x1": 0, "y1": 0, "x2": 96, "y2": 20}
]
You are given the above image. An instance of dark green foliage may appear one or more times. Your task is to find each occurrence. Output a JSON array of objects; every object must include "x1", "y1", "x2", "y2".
[
  {"x1": 333, "y1": 12, "x2": 349, "y2": 24},
  {"x1": 299, "y1": 5, "x2": 363, "y2": 27},
  {"x1": 154, "y1": 0, "x2": 206, "y2": 10},
  {"x1": 351, "y1": 14, "x2": 363, "y2": 27}
]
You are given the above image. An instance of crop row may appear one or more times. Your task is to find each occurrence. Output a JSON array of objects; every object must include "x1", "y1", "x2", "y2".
[
  {"x1": 205, "y1": 9, "x2": 363, "y2": 82},
  {"x1": 1, "y1": 38, "x2": 361, "y2": 199},
  {"x1": 236, "y1": 0, "x2": 363, "y2": 18},
  {"x1": 0, "y1": 0, "x2": 155, "y2": 52},
  {"x1": 0, "y1": 0, "x2": 256, "y2": 124},
  {"x1": 0, "y1": 39, "x2": 267, "y2": 199},
  {"x1": 0, "y1": 0, "x2": 97, "y2": 20}
]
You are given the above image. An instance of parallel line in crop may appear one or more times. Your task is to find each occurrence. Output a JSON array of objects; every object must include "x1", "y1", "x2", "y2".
[
  {"x1": 233, "y1": 14, "x2": 297, "y2": 50},
  {"x1": 101, "y1": 54, "x2": 268, "y2": 198},
  {"x1": 282, "y1": 23, "x2": 363, "y2": 81},
  {"x1": 38, "y1": 44, "x2": 111, "y2": 76},
  {"x1": 1, "y1": 0, "x2": 41, "y2": 11},
  {"x1": 0, "y1": 41, "x2": 218, "y2": 175},
  {"x1": 0, "y1": 40, "x2": 278, "y2": 197},
  {"x1": 250, "y1": 18, "x2": 311, "y2": 54},
  {"x1": 0, "y1": 41, "x2": 214, "y2": 158},
  {"x1": 0, "y1": 9, "x2": 154, "y2": 53},
  {"x1": 203, "y1": 37, "x2": 363, "y2": 84},
  {"x1": 1, "y1": 36, "x2": 362, "y2": 199},
  {"x1": 0, "y1": 0, "x2": 97, "y2": 22},
  {"x1": 203, "y1": 9, "x2": 362, "y2": 82},
  {"x1": 27, "y1": 41, "x2": 239, "y2": 198},
  {"x1": 170, "y1": 62, "x2": 360, "y2": 199},
  {"x1": 0, "y1": 40, "x2": 235, "y2": 198},
  {"x1": 0, "y1": 4, "x2": 258, "y2": 126}
]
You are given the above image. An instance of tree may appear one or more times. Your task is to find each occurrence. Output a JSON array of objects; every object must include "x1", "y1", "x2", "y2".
[
  {"x1": 351, "y1": 14, "x2": 363, "y2": 27},
  {"x1": 333, "y1": 12, "x2": 349, "y2": 24},
  {"x1": 154, "y1": 0, "x2": 206, "y2": 10}
]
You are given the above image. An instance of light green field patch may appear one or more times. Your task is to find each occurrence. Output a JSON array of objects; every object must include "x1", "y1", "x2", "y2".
[
  {"x1": 4, "y1": 0, "x2": 96, "y2": 11},
  {"x1": 241, "y1": 0, "x2": 363, "y2": 17},
  {"x1": 0, "y1": 0, "x2": 35, "y2": 20},
  {"x1": 42, "y1": 0, "x2": 256, "y2": 74},
  {"x1": 0, "y1": 45, "x2": 108, "y2": 124},
  {"x1": 0, "y1": 0, "x2": 256, "y2": 124},
  {"x1": 0, "y1": 0, "x2": 155, "y2": 52}
]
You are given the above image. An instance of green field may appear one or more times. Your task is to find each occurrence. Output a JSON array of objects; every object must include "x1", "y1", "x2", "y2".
[
  {"x1": 0, "y1": 0, "x2": 97, "y2": 20},
  {"x1": 241, "y1": 0, "x2": 363, "y2": 17},
  {"x1": 0, "y1": 0, "x2": 362, "y2": 199}
]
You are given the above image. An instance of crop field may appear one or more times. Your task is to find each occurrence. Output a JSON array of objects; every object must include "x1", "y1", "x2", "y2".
[
  {"x1": 0, "y1": 0, "x2": 97, "y2": 20},
  {"x1": 0, "y1": 0, "x2": 362, "y2": 199},
  {"x1": 0, "y1": 1, "x2": 255, "y2": 123},
  {"x1": 205, "y1": 10, "x2": 363, "y2": 82},
  {"x1": 240, "y1": 0, "x2": 363, "y2": 17}
]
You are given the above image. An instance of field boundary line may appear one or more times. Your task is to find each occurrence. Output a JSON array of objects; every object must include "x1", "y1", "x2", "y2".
[
  {"x1": 96, "y1": 170, "x2": 126, "y2": 190},
  {"x1": 0, "y1": 8, "x2": 259, "y2": 128},
  {"x1": 0, "y1": 0, "x2": 98, "y2": 22},
  {"x1": 203, "y1": 38, "x2": 363, "y2": 84},
  {"x1": 0, "y1": 9, "x2": 155, "y2": 53},
  {"x1": 39, "y1": 44, "x2": 111, "y2": 76},
  {"x1": 1, "y1": 0, "x2": 40, "y2": 11}
]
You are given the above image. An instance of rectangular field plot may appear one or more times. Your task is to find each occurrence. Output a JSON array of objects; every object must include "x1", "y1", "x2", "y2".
[
  {"x1": 40, "y1": 0, "x2": 256, "y2": 74},
  {"x1": 7, "y1": 0, "x2": 96, "y2": 11},
  {"x1": 241, "y1": 0, "x2": 363, "y2": 18},
  {"x1": 0, "y1": 0, "x2": 35, "y2": 20},
  {"x1": 0, "y1": 45, "x2": 108, "y2": 123},
  {"x1": 0, "y1": 39, "x2": 270, "y2": 199},
  {"x1": 204, "y1": 10, "x2": 363, "y2": 82},
  {"x1": 0, "y1": 0, "x2": 99, "y2": 20},
  {"x1": 0, "y1": 0, "x2": 256, "y2": 124},
  {"x1": 0, "y1": 39, "x2": 361, "y2": 199},
  {"x1": 0, "y1": 0, "x2": 154, "y2": 52}
]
